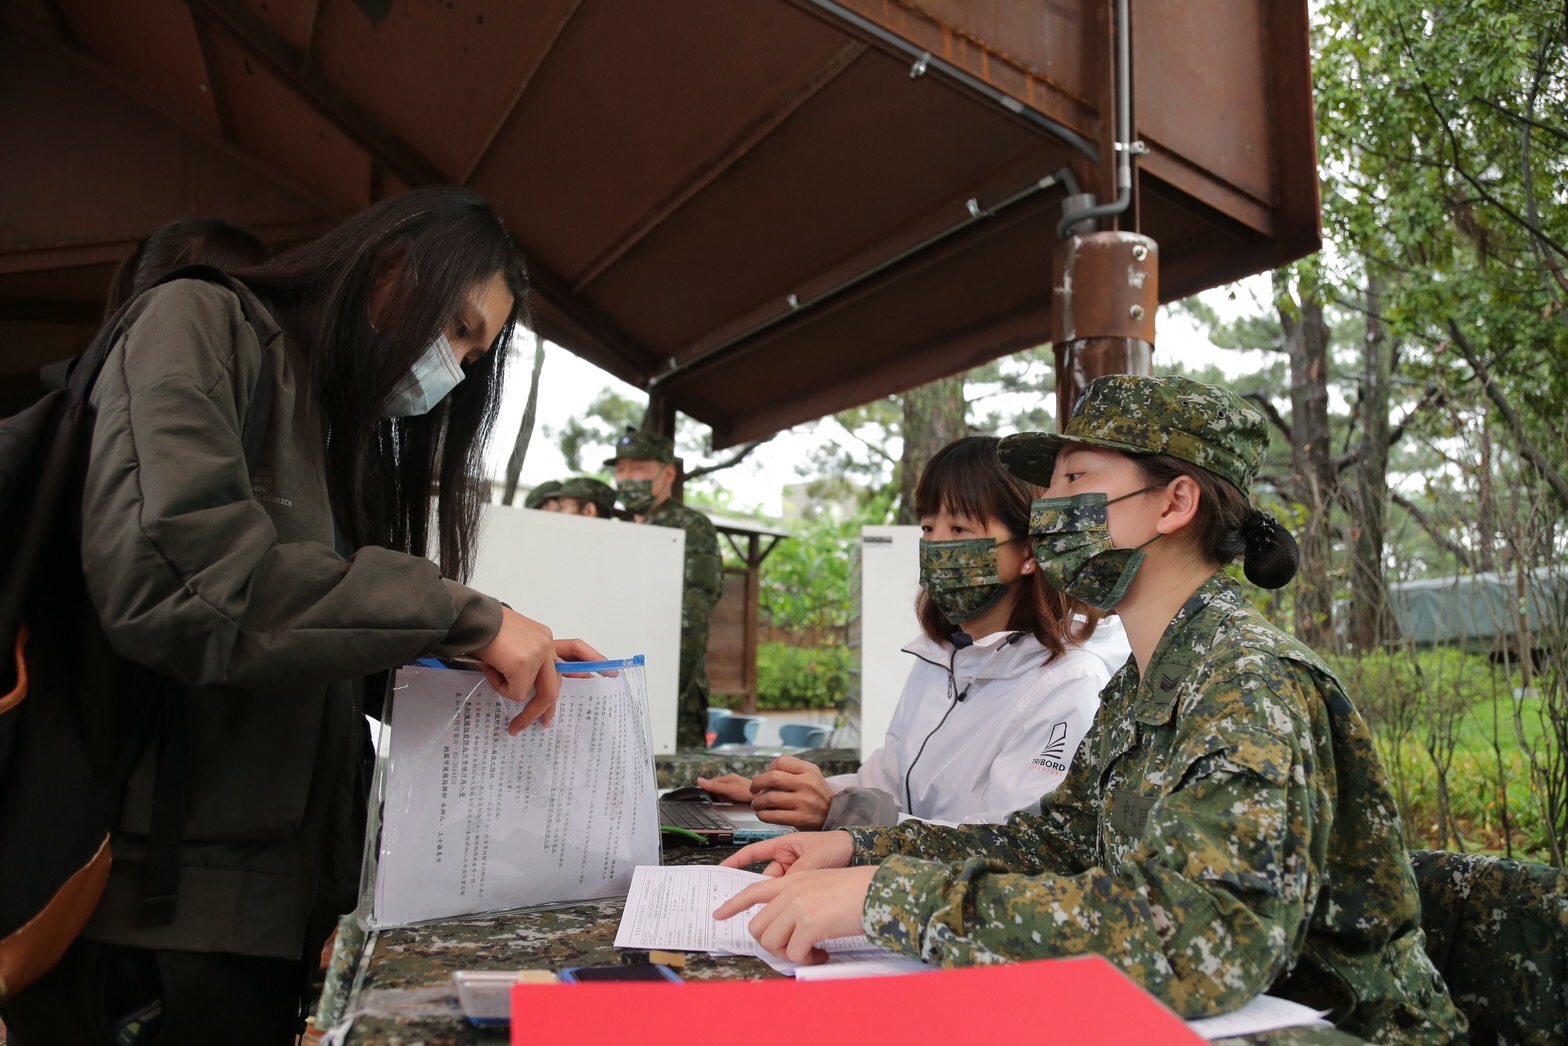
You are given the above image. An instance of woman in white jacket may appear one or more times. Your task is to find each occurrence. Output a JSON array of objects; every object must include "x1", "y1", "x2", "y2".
[{"x1": 699, "y1": 436, "x2": 1129, "y2": 828}]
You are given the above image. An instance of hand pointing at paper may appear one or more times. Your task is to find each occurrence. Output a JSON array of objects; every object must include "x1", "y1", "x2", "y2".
[
  {"x1": 712, "y1": 865, "x2": 879, "y2": 965},
  {"x1": 713, "y1": 831, "x2": 873, "y2": 964}
]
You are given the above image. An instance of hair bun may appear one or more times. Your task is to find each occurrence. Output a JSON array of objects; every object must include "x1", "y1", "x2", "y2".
[{"x1": 1243, "y1": 510, "x2": 1299, "y2": 589}]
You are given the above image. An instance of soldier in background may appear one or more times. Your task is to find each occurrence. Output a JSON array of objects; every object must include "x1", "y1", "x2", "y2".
[
  {"x1": 607, "y1": 429, "x2": 722, "y2": 750},
  {"x1": 524, "y1": 479, "x2": 564, "y2": 511},
  {"x1": 554, "y1": 476, "x2": 619, "y2": 519}
]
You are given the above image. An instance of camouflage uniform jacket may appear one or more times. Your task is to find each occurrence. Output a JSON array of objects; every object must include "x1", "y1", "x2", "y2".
[
  {"x1": 844, "y1": 574, "x2": 1463, "y2": 1043},
  {"x1": 646, "y1": 499, "x2": 722, "y2": 749}
]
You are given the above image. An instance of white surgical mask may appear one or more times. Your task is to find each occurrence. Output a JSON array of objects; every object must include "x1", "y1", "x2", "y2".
[{"x1": 382, "y1": 333, "x2": 464, "y2": 417}]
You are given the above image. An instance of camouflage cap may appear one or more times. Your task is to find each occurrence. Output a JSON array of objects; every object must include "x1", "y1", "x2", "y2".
[
  {"x1": 998, "y1": 374, "x2": 1268, "y2": 493},
  {"x1": 523, "y1": 479, "x2": 564, "y2": 509},
  {"x1": 602, "y1": 427, "x2": 675, "y2": 466},
  {"x1": 557, "y1": 476, "x2": 617, "y2": 514}
]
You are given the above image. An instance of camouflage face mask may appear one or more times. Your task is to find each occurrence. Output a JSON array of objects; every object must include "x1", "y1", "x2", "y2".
[
  {"x1": 617, "y1": 478, "x2": 657, "y2": 515},
  {"x1": 919, "y1": 537, "x2": 1014, "y2": 625},
  {"x1": 1029, "y1": 489, "x2": 1160, "y2": 612}
]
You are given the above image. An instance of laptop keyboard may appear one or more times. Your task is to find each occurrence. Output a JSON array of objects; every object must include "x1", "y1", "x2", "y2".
[{"x1": 659, "y1": 801, "x2": 736, "y2": 833}]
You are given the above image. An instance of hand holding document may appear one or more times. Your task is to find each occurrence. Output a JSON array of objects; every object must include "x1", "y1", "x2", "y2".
[{"x1": 367, "y1": 661, "x2": 658, "y2": 926}]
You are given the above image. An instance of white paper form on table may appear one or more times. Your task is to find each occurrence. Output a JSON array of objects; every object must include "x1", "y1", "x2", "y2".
[
  {"x1": 1185, "y1": 994, "x2": 1333, "y2": 1039},
  {"x1": 369, "y1": 662, "x2": 659, "y2": 926},
  {"x1": 614, "y1": 865, "x2": 931, "y2": 978}
]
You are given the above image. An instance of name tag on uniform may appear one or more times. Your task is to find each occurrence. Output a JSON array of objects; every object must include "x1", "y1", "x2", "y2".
[{"x1": 1109, "y1": 789, "x2": 1157, "y2": 837}]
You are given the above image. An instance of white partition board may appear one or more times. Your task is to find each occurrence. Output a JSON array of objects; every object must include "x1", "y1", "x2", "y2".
[
  {"x1": 857, "y1": 525, "x2": 923, "y2": 760},
  {"x1": 467, "y1": 505, "x2": 684, "y2": 754}
]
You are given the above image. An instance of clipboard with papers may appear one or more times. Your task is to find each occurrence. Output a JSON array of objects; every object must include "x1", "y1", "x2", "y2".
[{"x1": 358, "y1": 656, "x2": 661, "y2": 927}]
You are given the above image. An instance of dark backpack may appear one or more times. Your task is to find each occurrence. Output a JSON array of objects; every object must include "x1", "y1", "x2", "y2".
[{"x1": 0, "y1": 266, "x2": 272, "y2": 1002}]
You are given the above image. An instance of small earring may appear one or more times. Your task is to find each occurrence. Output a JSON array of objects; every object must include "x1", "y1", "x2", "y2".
[{"x1": 1022, "y1": 561, "x2": 1035, "y2": 573}]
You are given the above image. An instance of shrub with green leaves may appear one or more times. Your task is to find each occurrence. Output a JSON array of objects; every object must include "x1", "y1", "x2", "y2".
[
  {"x1": 726, "y1": 642, "x2": 854, "y2": 711},
  {"x1": 1328, "y1": 647, "x2": 1557, "y2": 861}
]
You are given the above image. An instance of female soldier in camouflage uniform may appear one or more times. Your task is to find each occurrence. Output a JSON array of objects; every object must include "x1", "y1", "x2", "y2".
[{"x1": 717, "y1": 375, "x2": 1464, "y2": 1043}]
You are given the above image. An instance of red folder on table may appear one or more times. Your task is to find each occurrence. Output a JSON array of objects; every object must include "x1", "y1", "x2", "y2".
[{"x1": 510, "y1": 954, "x2": 1203, "y2": 1045}]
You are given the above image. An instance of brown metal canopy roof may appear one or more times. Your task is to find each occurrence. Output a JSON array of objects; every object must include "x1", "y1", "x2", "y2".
[{"x1": 0, "y1": 0, "x2": 1319, "y2": 443}]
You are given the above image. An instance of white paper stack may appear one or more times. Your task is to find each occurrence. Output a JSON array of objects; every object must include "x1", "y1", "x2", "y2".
[{"x1": 372, "y1": 667, "x2": 659, "y2": 926}]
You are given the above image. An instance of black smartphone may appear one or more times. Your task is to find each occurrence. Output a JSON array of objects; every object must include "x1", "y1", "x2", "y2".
[{"x1": 557, "y1": 963, "x2": 683, "y2": 984}]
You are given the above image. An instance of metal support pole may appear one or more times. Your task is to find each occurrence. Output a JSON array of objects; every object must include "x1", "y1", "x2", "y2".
[{"x1": 1051, "y1": 232, "x2": 1157, "y2": 425}]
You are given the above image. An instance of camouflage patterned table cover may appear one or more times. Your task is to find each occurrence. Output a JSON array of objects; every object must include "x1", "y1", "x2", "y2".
[{"x1": 330, "y1": 846, "x2": 773, "y2": 1045}]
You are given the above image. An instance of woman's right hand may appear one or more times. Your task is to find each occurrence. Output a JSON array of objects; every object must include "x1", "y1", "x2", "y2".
[
  {"x1": 720, "y1": 831, "x2": 855, "y2": 877},
  {"x1": 471, "y1": 607, "x2": 603, "y2": 734},
  {"x1": 696, "y1": 773, "x2": 755, "y2": 804},
  {"x1": 747, "y1": 755, "x2": 835, "y2": 830}
]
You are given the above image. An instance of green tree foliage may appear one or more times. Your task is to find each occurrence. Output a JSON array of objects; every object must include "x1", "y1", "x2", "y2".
[
  {"x1": 551, "y1": 388, "x2": 646, "y2": 474},
  {"x1": 756, "y1": 497, "x2": 891, "y2": 641},
  {"x1": 792, "y1": 397, "x2": 902, "y2": 515},
  {"x1": 1328, "y1": 648, "x2": 1554, "y2": 856},
  {"x1": 741, "y1": 643, "x2": 855, "y2": 711},
  {"x1": 1176, "y1": 0, "x2": 1568, "y2": 858},
  {"x1": 548, "y1": 388, "x2": 771, "y2": 502},
  {"x1": 1181, "y1": 1, "x2": 1567, "y2": 599},
  {"x1": 1315, "y1": 0, "x2": 1568, "y2": 513}
]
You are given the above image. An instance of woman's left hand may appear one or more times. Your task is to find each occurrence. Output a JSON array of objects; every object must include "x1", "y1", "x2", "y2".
[{"x1": 711, "y1": 866, "x2": 879, "y2": 964}]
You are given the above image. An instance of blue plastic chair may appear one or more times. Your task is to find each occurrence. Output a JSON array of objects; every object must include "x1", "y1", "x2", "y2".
[
  {"x1": 712, "y1": 715, "x2": 763, "y2": 745},
  {"x1": 707, "y1": 707, "x2": 733, "y2": 732},
  {"x1": 778, "y1": 723, "x2": 831, "y2": 748}
]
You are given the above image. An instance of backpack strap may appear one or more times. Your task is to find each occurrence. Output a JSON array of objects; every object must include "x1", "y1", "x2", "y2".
[
  {"x1": 240, "y1": 332, "x2": 275, "y2": 469},
  {"x1": 138, "y1": 684, "x2": 189, "y2": 926}
]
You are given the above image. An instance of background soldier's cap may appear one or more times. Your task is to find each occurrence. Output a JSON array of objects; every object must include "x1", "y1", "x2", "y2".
[
  {"x1": 558, "y1": 476, "x2": 617, "y2": 514},
  {"x1": 998, "y1": 374, "x2": 1269, "y2": 493},
  {"x1": 523, "y1": 479, "x2": 564, "y2": 509},
  {"x1": 603, "y1": 427, "x2": 676, "y2": 466}
]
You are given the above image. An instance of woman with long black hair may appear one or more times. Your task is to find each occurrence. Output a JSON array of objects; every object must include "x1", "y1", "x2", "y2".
[{"x1": 2, "y1": 188, "x2": 601, "y2": 1044}]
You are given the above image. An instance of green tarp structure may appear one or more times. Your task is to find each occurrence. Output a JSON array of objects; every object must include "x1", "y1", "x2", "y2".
[{"x1": 1389, "y1": 567, "x2": 1568, "y2": 655}]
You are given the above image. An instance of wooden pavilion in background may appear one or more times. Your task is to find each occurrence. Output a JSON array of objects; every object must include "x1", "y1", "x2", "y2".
[{"x1": 707, "y1": 516, "x2": 790, "y2": 715}]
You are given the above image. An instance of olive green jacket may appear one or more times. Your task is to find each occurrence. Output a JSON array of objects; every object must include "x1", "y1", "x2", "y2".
[{"x1": 78, "y1": 280, "x2": 503, "y2": 960}]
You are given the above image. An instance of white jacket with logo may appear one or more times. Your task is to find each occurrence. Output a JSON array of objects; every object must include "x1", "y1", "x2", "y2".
[{"x1": 828, "y1": 616, "x2": 1129, "y2": 826}]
